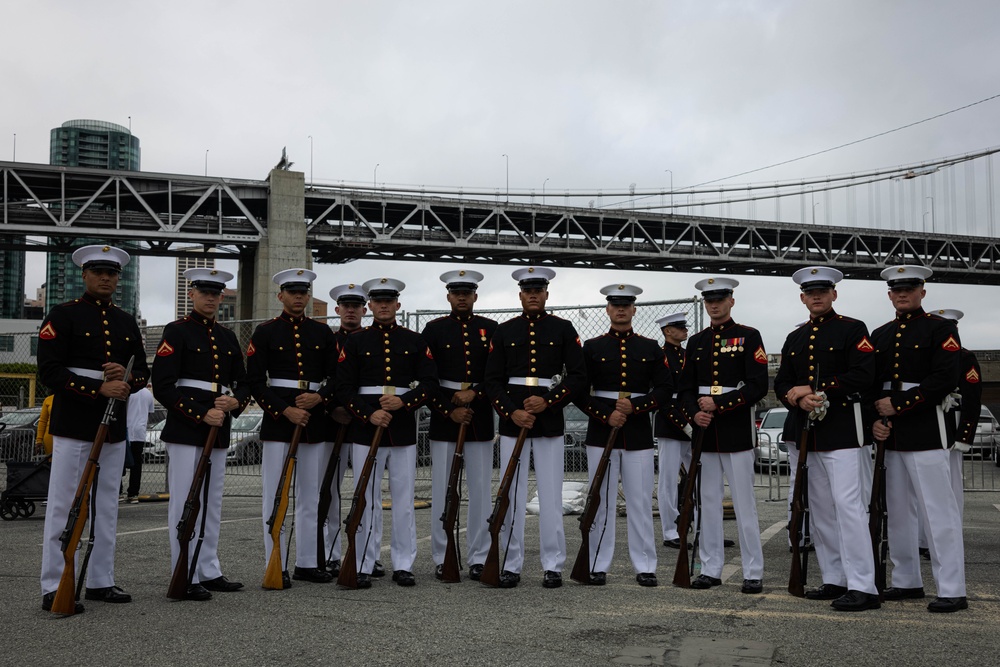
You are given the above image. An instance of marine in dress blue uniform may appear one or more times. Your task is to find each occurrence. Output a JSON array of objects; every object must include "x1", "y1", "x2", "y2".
[
  {"x1": 152, "y1": 268, "x2": 251, "y2": 600},
  {"x1": 420, "y1": 270, "x2": 498, "y2": 581},
  {"x1": 652, "y1": 311, "x2": 693, "y2": 549},
  {"x1": 773, "y1": 266, "x2": 879, "y2": 611},
  {"x1": 247, "y1": 269, "x2": 337, "y2": 585},
  {"x1": 870, "y1": 266, "x2": 966, "y2": 612},
  {"x1": 335, "y1": 278, "x2": 439, "y2": 587},
  {"x1": 677, "y1": 277, "x2": 767, "y2": 594},
  {"x1": 38, "y1": 245, "x2": 150, "y2": 611},
  {"x1": 482, "y1": 267, "x2": 588, "y2": 589},
  {"x1": 574, "y1": 284, "x2": 672, "y2": 587}
]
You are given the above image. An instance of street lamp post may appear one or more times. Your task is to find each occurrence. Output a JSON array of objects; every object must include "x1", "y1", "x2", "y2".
[
  {"x1": 812, "y1": 202, "x2": 821, "y2": 225},
  {"x1": 308, "y1": 135, "x2": 313, "y2": 188},
  {"x1": 925, "y1": 196, "x2": 934, "y2": 232},
  {"x1": 205, "y1": 149, "x2": 209, "y2": 176},
  {"x1": 542, "y1": 177, "x2": 549, "y2": 205},
  {"x1": 665, "y1": 169, "x2": 673, "y2": 211},
  {"x1": 12, "y1": 133, "x2": 14, "y2": 161},
  {"x1": 502, "y1": 154, "x2": 509, "y2": 201},
  {"x1": 374, "y1": 163, "x2": 379, "y2": 189}
]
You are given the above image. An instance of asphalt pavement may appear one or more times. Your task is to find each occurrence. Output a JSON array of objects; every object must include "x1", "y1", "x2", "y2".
[{"x1": 1, "y1": 484, "x2": 998, "y2": 666}]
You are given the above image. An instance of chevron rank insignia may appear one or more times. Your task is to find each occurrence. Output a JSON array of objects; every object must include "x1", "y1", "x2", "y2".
[
  {"x1": 425, "y1": 347, "x2": 434, "y2": 360},
  {"x1": 941, "y1": 336, "x2": 960, "y2": 352},
  {"x1": 856, "y1": 336, "x2": 874, "y2": 352},
  {"x1": 338, "y1": 347, "x2": 346, "y2": 362},
  {"x1": 156, "y1": 340, "x2": 175, "y2": 357},
  {"x1": 966, "y1": 367, "x2": 980, "y2": 383},
  {"x1": 39, "y1": 322, "x2": 56, "y2": 340},
  {"x1": 753, "y1": 346, "x2": 767, "y2": 364},
  {"x1": 246, "y1": 341, "x2": 256, "y2": 357}
]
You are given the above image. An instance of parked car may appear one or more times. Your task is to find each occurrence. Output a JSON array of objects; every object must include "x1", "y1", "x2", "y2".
[
  {"x1": 969, "y1": 406, "x2": 999, "y2": 460},
  {"x1": 144, "y1": 418, "x2": 167, "y2": 462},
  {"x1": 755, "y1": 407, "x2": 789, "y2": 469},
  {"x1": 563, "y1": 404, "x2": 590, "y2": 472},
  {"x1": 226, "y1": 410, "x2": 264, "y2": 465},
  {"x1": 0, "y1": 408, "x2": 41, "y2": 461}
]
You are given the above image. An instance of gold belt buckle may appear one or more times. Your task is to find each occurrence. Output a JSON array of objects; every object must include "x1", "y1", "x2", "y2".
[
  {"x1": 297, "y1": 380, "x2": 310, "y2": 390},
  {"x1": 461, "y1": 382, "x2": 472, "y2": 390},
  {"x1": 209, "y1": 382, "x2": 219, "y2": 393},
  {"x1": 710, "y1": 386, "x2": 723, "y2": 395},
  {"x1": 618, "y1": 391, "x2": 631, "y2": 399},
  {"x1": 383, "y1": 386, "x2": 396, "y2": 396},
  {"x1": 524, "y1": 377, "x2": 539, "y2": 387}
]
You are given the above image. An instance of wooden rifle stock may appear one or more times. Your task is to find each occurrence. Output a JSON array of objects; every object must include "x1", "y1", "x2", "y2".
[
  {"x1": 672, "y1": 428, "x2": 705, "y2": 588},
  {"x1": 262, "y1": 424, "x2": 304, "y2": 590},
  {"x1": 51, "y1": 355, "x2": 134, "y2": 615},
  {"x1": 480, "y1": 427, "x2": 529, "y2": 587},
  {"x1": 338, "y1": 426, "x2": 384, "y2": 589},
  {"x1": 570, "y1": 426, "x2": 619, "y2": 584},
  {"x1": 316, "y1": 424, "x2": 347, "y2": 569},
  {"x1": 167, "y1": 425, "x2": 220, "y2": 600},
  {"x1": 869, "y1": 419, "x2": 889, "y2": 601},
  {"x1": 440, "y1": 423, "x2": 468, "y2": 583},
  {"x1": 788, "y1": 369, "x2": 822, "y2": 598}
]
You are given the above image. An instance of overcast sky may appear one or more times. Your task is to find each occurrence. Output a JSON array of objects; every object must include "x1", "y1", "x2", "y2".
[{"x1": 3, "y1": 1, "x2": 999, "y2": 352}]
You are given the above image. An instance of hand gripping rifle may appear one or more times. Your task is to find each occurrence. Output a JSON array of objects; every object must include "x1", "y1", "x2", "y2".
[
  {"x1": 869, "y1": 418, "x2": 889, "y2": 601},
  {"x1": 439, "y1": 423, "x2": 468, "y2": 583},
  {"x1": 788, "y1": 368, "x2": 821, "y2": 597},
  {"x1": 317, "y1": 423, "x2": 347, "y2": 570},
  {"x1": 338, "y1": 425, "x2": 384, "y2": 589},
  {"x1": 166, "y1": 424, "x2": 220, "y2": 600},
  {"x1": 50, "y1": 355, "x2": 134, "y2": 615},
  {"x1": 570, "y1": 426, "x2": 620, "y2": 584},
  {"x1": 480, "y1": 426, "x2": 529, "y2": 587},
  {"x1": 672, "y1": 426, "x2": 705, "y2": 588},
  {"x1": 262, "y1": 423, "x2": 304, "y2": 590}
]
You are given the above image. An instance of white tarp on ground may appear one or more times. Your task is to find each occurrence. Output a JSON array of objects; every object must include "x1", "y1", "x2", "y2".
[{"x1": 526, "y1": 481, "x2": 588, "y2": 515}]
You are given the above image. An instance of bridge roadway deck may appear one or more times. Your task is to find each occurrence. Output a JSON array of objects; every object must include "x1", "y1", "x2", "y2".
[{"x1": 1, "y1": 484, "x2": 997, "y2": 666}]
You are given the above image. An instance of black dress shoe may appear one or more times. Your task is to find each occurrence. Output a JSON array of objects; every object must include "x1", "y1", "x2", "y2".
[
  {"x1": 741, "y1": 579, "x2": 762, "y2": 594},
  {"x1": 498, "y1": 570, "x2": 520, "y2": 588},
  {"x1": 588, "y1": 572, "x2": 606, "y2": 586},
  {"x1": 883, "y1": 586, "x2": 925, "y2": 600},
  {"x1": 542, "y1": 570, "x2": 562, "y2": 589},
  {"x1": 185, "y1": 584, "x2": 213, "y2": 601},
  {"x1": 84, "y1": 586, "x2": 132, "y2": 603},
  {"x1": 281, "y1": 571, "x2": 292, "y2": 589},
  {"x1": 325, "y1": 559, "x2": 341, "y2": 577},
  {"x1": 723, "y1": 539, "x2": 736, "y2": 548},
  {"x1": 919, "y1": 547, "x2": 931, "y2": 561},
  {"x1": 690, "y1": 574, "x2": 722, "y2": 589},
  {"x1": 293, "y1": 567, "x2": 334, "y2": 583},
  {"x1": 356, "y1": 573, "x2": 372, "y2": 589},
  {"x1": 787, "y1": 544, "x2": 816, "y2": 553},
  {"x1": 392, "y1": 570, "x2": 416, "y2": 587},
  {"x1": 469, "y1": 564, "x2": 484, "y2": 581},
  {"x1": 831, "y1": 590, "x2": 880, "y2": 611},
  {"x1": 434, "y1": 564, "x2": 444, "y2": 580},
  {"x1": 201, "y1": 575, "x2": 244, "y2": 592},
  {"x1": 663, "y1": 538, "x2": 681, "y2": 549},
  {"x1": 805, "y1": 583, "x2": 848, "y2": 600},
  {"x1": 927, "y1": 596, "x2": 968, "y2": 613},
  {"x1": 636, "y1": 572, "x2": 658, "y2": 587},
  {"x1": 372, "y1": 560, "x2": 386, "y2": 577},
  {"x1": 42, "y1": 592, "x2": 84, "y2": 614}
]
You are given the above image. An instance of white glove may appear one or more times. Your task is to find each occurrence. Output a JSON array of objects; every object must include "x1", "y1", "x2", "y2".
[
  {"x1": 809, "y1": 391, "x2": 830, "y2": 421},
  {"x1": 683, "y1": 424, "x2": 693, "y2": 438},
  {"x1": 940, "y1": 391, "x2": 961, "y2": 412}
]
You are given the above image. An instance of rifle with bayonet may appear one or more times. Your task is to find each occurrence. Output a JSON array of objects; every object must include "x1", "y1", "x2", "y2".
[
  {"x1": 480, "y1": 426, "x2": 529, "y2": 587},
  {"x1": 262, "y1": 423, "x2": 303, "y2": 590},
  {"x1": 338, "y1": 425, "x2": 384, "y2": 589},
  {"x1": 167, "y1": 424, "x2": 220, "y2": 599},
  {"x1": 672, "y1": 427, "x2": 705, "y2": 588},
  {"x1": 788, "y1": 367, "x2": 821, "y2": 597},
  {"x1": 439, "y1": 423, "x2": 468, "y2": 583},
  {"x1": 570, "y1": 426, "x2": 620, "y2": 584},
  {"x1": 317, "y1": 423, "x2": 347, "y2": 570},
  {"x1": 50, "y1": 355, "x2": 135, "y2": 615}
]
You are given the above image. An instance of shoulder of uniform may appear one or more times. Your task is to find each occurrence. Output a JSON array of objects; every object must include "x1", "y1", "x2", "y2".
[
  {"x1": 475, "y1": 315, "x2": 499, "y2": 326},
  {"x1": 735, "y1": 323, "x2": 761, "y2": 334}
]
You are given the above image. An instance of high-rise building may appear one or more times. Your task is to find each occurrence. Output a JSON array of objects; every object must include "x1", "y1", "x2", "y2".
[
  {"x1": 175, "y1": 255, "x2": 216, "y2": 319},
  {"x1": 0, "y1": 236, "x2": 26, "y2": 319},
  {"x1": 46, "y1": 120, "x2": 142, "y2": 316}
]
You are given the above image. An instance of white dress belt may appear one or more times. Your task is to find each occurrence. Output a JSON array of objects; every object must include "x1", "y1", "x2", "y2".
[
  {"x1": 439, "y1": 380, "x2": 473, "y2": 391},
  {"x1": 592, "y1": 390, "x2": 632, "y2": 400},
  {"x1": 68, "y1": 367, "x2": 104, "y2": 380},
  {"x1": 177, "y1": 378, "x2": 232, "y2": 394},
  {"x1": 358, "y1": 385, "x2": 409, "y2": 395},
  {"x1": 698, "y1": 385, "x2": 739, "y2": 395},
  {"x1": 883, "y1": 381, "x2": 920, "y2": 391},
  {"x1": 508, "y1": 377, "x2": 552, "y2": 388},
  {"x1": 268, "y1": 378, "x2": 322, "y2": 391}
]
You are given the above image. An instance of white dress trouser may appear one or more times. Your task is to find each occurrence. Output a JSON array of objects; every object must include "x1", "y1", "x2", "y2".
[
  {"x1": 656, "y1": 437, "x2": 691, "y2": 541},
  {"x1": 321, "y1": 442, "x2": 351, "y2": 563},
  {"x1": 430, "y1": 439, "x2": 494, "y2": 567},
  {"x1": 858, "y1": 444, "x2": 874, "y2": 508},
  {"x1": 885, "y1": 449, "x2": 966, "y2": 598},
  {"x1": 41, "y1": 436, "x2": 127, "y2": 594},
  {"x1": 585, "y1": 446, "x2": 656, "y2": 574},
  {"x1": 261, "y1": 440, "x2": 331, "y2": 569},
  {"x1": 808, "y1": 449, "x2": 877, "y2": 594},
  {"x1": 350, "y1": 443, "x2": 417, "y2": 573},
  {"x1": 948, "y1": 448, "x2": 965, "y2": 518},
  {"x1": 497, "y1": 435, "x2": 566, "y2": 574},
  {"x1": 698, "y1": 450, "x2": 763, "y2": 580},
  {"x1": 165, "y1": 442, "x2": 227, "y2": 584}
]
